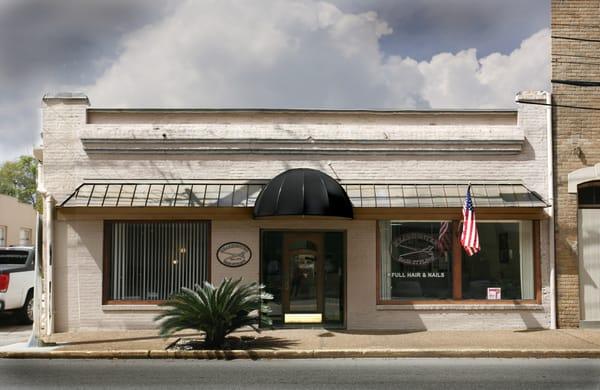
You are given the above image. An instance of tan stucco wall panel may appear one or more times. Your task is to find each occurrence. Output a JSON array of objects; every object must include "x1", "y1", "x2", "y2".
[
  {"x1": 0, "y1": 194, "x2": 36, "y2": 246},
  {"x1": 54, "y1": 220, "x2": 106, "y2": 331},
  {"x1": 53, "y1": 217, "x2": 551, "y2": 331},
  {"x1": 211, "y1": 220, "x2": 260, "y2": 284}
]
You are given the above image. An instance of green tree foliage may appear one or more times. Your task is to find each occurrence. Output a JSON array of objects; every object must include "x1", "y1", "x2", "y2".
[
  {"x1": 155, "y1": 278, "x2": 273, "y2": 348},
  {"x1": 0, "y1": 156, "x2": 38, "y2": 209}
]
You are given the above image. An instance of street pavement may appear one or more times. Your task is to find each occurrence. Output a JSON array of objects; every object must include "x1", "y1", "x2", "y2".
[
  {"x1": 0, "y1": 358, "x2": 599, "y2": 389},
  {"x1": 0, "y1": 312, "x2": 31, "y2": 347}
]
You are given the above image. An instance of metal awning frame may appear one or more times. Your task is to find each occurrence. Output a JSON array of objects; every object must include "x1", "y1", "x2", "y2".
[
  {"x1": 59, "y1": 182, "x2": 266, "y2": 208},
  {"x1": 58, "y1": 181, "x2": 549, "y2": 209}
]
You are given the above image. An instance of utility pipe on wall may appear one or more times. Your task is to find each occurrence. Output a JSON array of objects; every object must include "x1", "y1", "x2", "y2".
[
  {"x1": 43, "y1": 195, "x2": 55, "y2": 338},
  {"x1": 28, "y1": 161, "x2": 45, "y2": 347},
  {"x1": 27, "y1": 212, "x2": 44, "y2": 347}
]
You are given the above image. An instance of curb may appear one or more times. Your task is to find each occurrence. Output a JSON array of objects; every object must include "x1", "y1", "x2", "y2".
[{"x1": 1, "y1": 348, "x2": 600, "y2": 359}]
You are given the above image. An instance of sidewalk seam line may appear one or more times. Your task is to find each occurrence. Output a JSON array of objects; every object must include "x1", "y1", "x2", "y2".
[{"x1": 556, "y1": 329, "x2": 600, "y2": 348}]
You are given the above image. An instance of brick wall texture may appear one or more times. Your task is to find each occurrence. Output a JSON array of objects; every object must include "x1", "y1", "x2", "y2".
[{"x1": 552, "y1": 0, "x2": 600, "y2": 327}]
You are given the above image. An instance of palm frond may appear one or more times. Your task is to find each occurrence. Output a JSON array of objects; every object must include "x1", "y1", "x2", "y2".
[{"x1": 154, "y1": 278, "x2": 273, "y2": 347}]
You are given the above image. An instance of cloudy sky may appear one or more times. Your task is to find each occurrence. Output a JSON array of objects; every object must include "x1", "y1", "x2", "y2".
[{"x1": 0, "y1": 0, "x2": 550, "y2": 162}]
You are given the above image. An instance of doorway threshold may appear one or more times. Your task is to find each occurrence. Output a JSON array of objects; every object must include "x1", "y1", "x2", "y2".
[{"x1": 268, "y1": 323, "x2": 346, "y2": 330}]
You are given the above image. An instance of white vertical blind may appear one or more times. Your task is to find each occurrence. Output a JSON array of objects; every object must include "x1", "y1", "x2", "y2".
[
  {"x1": 519, "y1": 221, "x2": 534, "y2": 299},
  {"x1": 579, "y1": 209, "x2": 600, "y2": 322},
  {"x1": 110, "y1": 221, "x2": 209, "y2": 301}
]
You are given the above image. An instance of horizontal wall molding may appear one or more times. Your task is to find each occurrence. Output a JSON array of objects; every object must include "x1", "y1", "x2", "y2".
[
  {"x1": 80, "y1": 124, "x2": 524, "y2": 155},
  {"x1": 81, "y1": 137, "x2": 524, "y2": 155}
]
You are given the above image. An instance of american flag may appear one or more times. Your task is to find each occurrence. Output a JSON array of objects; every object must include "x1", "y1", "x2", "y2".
[
  {"x1": 436, "y1": 221, "x2": 451, "y2": 253},
  {"x1": 460, "y1": 185, "x2": 480, "y2": 256}
]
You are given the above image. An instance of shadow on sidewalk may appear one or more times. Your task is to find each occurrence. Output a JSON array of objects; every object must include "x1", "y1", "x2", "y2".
[
  {"x1": 0, "y1": 312, "x2": 30, "y2": 330},
  {"x1": 174, "y1": 335, "x2": 300, "y2": 351},
  {"x1": 514, "y1": 328, "x2": 547, "y2": 333},
  {"x1": 55, "y1": 333, "x2": 203, "y2": 347}
]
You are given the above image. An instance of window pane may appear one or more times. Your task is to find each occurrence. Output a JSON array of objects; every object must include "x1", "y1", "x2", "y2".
[
  {"x1": 19, "y1": 228, "x2": 32, "y2": 246},
  {"x1": 461, "y1": 222, "x2": 533, "y2": 300},
  {"x1": 578, "y1": 183, "x2": 600, "y2": 206},
  {"x1": 0, "y1": 250, "x2": 29, "y2": 265},
  {"x1": 380, "y1": 221, "x2": 452, "y2": 300},
  {"x1": 262, "y1": 231, "x2": 283, "y2": 323},
  {"x1": 579, "y1": 186, "x2": 595, "y2": 205},
  {"x1": 109, "y1": 221, "x2": 209, "y2": 301},
  {"x1": 0, "y1": 226, "x2": 6, "y2": 247},
  {"x1": 323, "y1": 232, "x2": 344, "y2": 322}
]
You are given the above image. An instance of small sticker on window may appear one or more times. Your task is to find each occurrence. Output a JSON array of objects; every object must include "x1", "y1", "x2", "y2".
[{"x1": 487, "y1": 287, "x2": 501, "y2": 300}]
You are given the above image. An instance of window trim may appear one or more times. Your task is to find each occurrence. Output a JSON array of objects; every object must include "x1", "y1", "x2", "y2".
[
  {"x1": 102, "y1": 220, "x2": 212, "y2": 305},
  {"x1": 577, "y1": 181, "x2": 600, "y2": 209},
  {"x1": 376, "y1": 218, "x2": 542, "y2": 305},
  {"x1": 0, "y1": 225, "x2": 6, "y2": 247}
]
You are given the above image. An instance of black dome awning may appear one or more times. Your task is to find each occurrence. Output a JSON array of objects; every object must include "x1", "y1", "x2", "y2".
[{"x1": 253, "y1": 168, "x2": 354, "y2": 219}]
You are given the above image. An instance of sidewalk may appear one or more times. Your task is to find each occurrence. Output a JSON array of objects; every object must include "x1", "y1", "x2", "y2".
[
  {"x1": 0, "y1": 325, "x2": 31, "y2": 348},
  {"x1": 1, "y1": 328, "x2": 600, "y2": 359},
  {"x1": 0, "y1": 312, "x2": 32, "y2": 348}
]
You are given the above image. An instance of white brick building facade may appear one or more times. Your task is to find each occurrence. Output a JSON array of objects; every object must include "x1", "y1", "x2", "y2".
[{"x1": 39, "y1": 91, "x2": 553, "y2": 334}]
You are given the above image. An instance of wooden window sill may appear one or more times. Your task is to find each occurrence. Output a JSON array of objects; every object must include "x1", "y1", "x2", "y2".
[{"x1": 102, "y1": 304, "x2": 165, "y2": 311}]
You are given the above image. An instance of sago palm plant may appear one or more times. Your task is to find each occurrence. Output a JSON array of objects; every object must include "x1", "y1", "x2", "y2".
[{"x1": 155, "y1": 278, "x2": 273, "y2": 348}]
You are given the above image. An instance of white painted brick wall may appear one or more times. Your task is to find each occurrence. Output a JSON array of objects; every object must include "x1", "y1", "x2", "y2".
[
  {"x1": 42, "y1": 99, "x2": 549, "y2": 204},
  {"x1": 44, "y1": 94, "x2": 552, "y2": 331}
]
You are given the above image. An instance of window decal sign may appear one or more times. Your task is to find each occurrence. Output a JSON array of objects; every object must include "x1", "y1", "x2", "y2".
[
  {"x1": 388, "y1": 272, "x2": 446, "y2": 279},
  {"x1": 217, "y1": 242, "x2": 252, "y2": 267},
  {"x1": 390, "y1": 232, "x2": 440, "y2": 266}
]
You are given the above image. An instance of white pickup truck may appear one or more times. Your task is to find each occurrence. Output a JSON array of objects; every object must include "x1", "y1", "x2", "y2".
[{"x1": 0, "y1": 247, "x2": 34, "y2": 324}]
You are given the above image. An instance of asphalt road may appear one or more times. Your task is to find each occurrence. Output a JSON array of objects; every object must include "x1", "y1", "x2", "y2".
[{"x1": 0, "y1": 358, "x2": 599, "y2": 389}]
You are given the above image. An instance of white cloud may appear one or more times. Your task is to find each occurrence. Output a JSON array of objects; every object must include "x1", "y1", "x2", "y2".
[
  {"x1": 0, "y1": 0, "x2": 551, "y2": 163},
  {"x1": 417, "y1": 28, "x2": 550, "y2": 108},
  {"x1": 88, "y1": 0, "x2": 401, "y2": 108},
  {"x1": 88, "y1": 0, "x2": 549, "y2": 111}
]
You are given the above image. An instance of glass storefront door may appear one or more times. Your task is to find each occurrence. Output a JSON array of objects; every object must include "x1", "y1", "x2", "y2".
[{"x1": 261, "y1": 230, "x2": 344, "y2": 326}]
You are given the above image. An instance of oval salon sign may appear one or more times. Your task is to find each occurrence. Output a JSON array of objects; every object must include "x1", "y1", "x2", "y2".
[{"x1": 217, "y1": 242, "x2": 252, "y2": 267}]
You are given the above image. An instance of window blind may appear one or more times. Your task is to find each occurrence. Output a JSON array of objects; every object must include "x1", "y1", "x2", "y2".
[{"x1": 109, "y1": 221, "x2": 209, "y2": 301}]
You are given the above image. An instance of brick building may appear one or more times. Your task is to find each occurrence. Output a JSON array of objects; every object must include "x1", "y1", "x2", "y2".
[
  {"x1": 34, "y1": 91, "x2": 553, "y2": 336},
  {"x1": 552, "y1": 0, "x2": 600, "y2": 328}
]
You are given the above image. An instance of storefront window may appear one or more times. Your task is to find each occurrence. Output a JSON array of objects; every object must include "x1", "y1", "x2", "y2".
[
  {"x1": 107, "y1": 221, "x2": 209, "y2": 302},
  {"x1": 379, "y1": 221, "x2": 453, "y2": 300},
  {"x1": 462, "y1": 221, "x2": 534, "y2": 300},
  {"x1": 379, "y1": 220, "x2": 537, "y2": 302}
]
